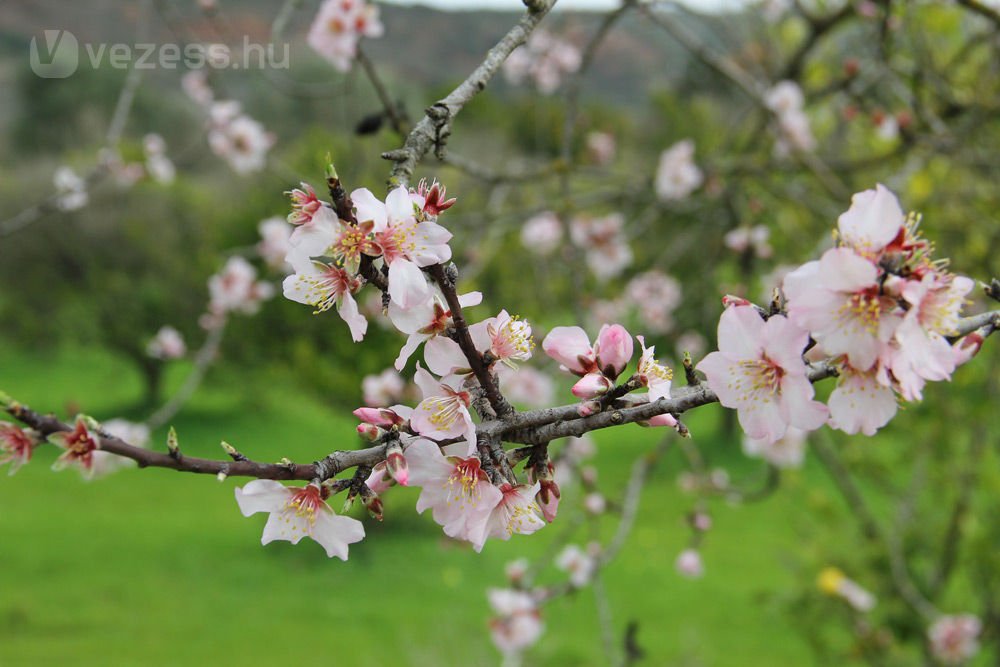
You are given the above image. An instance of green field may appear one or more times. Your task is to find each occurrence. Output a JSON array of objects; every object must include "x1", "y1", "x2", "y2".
[{"x1": 0, "y1": 342, "x2": 989, "y2": 666}]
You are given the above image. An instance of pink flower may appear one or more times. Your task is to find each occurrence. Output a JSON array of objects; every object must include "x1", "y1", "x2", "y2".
[
  {"x1": 307, "y1": 0, "x2": 383, "y2": 72},
  {"x1": 836, "y1": 184, "x2": 904, "y2": 259},
  {"x1": 625, "y1": 271, "x2": 682, "y2": 334},
  {"x1": 282, "y1": 259, "x2": 367, "y2": 341},
  {"x1": 388, "y1": 290, "x2": 483, "y2": 371},
  {"x1": 893, "y1": 273, "x2": 975, "y2": 380},
  {"x1": 286, "y1": 205, "x2": 380, "y2": 275},
  {"x1": 286, "y1": 182, "x2": 325, "y2": 226},
  {"x1": 234, "y1": 481, "x2": 365, "y2": 560},
  {"x1": 502, "y1": 28, "x2": 580, "y2": 94},
  {"x1": 784, "y1": 247, "x2": 901, "y2": 370},
  {"x1": 928, "y1": 614, "x2": 982, "y2": 665},
  {"x1": 488, "y1": 310, "x2": 535, "y2": 368},
  {"x1": 696, "y1": 305, "x2": 828, "y2": 443},
  {"x1": 635, "y1": 335, "x2": 673, "y2": 402},
  {"x1": 410, "y1": 365, "x2": 477, "y2": 453},
  {"x1": 555, "y1": 544, "x2": 596, "y2": 587},
  {"x1": 207, "y1": 111, "x2": 273, "y2": 174},
  {"x1": 488, "y1": 588, "x2": 544, "y2": 655},
  {"x1": 146, "y1": 325, "x2": 187, "y2": 360},
  {"x1": 482, "y1": 483, "x2": 546, "y2": 550},
  {"x1": 405, "y1": 438, "x2": 502, "y2": 549},
  {"x1": 414, "y1": 178, "x2": 456, "y2": 217},
  {"x1": 353, "y1": 186, "x2": 452, "y2": 308},
  {"x1": 655, "y1": 140, "x2": 703, "y2": 201},
  {"x1": 827, "y1": 364, "x2": 898, "y2": 435},
  {"x1": 48, "y1": 418, "x2": 101, "y2": 478},
  {"x1": 520, "y1": 212, "x2": 563, "y2": 255},
  {"x1": 0, "y1": 424, "x2": 35, "y2": 475},
  {"x1": 541, "y1": 326, "x2": 598, "y2": 376},
  {"x1": 570, "y1": 213, "x2": 633, "y2": 281},
  {"x1": 209, "y1": 256, "x2": 274, "y2": 316}
]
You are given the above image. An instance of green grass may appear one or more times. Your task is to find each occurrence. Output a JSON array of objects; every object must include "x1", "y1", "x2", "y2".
[{"x1": 0, "y1": 342, "x2": 982, "y2": 666}]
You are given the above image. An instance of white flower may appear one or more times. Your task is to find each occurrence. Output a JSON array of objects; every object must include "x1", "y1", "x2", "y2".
[
  {"x1": 655, "y1": 140, "x2": 703, "y2": 201},
  {"x1": 234, "y1": 481, "x2": 365, "y2": 560},
  {"x1": 555, "y1": 544, "x2": 596, "y2": 587}
]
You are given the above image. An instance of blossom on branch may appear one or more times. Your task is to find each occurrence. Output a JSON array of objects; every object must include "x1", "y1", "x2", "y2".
[
  {"x1": 503, "y1": 28, "x2": 580, "y2": 94},
  {"x1": 405, "y1": 439, "x2": 502, "y2": 550},
  {"x1": 146, "y1": 325, "x2": 187, "y2": 360},
  {"x1": 410, "y1": 365, "x2": 477, "y2": 453},
  {"x1": 928, "y1": 614, "x2": 982, "y2": 665},
  {"x1": 0, "y1": 423, "x2": 36, "y2": 475},
  {"x1": 235, "y1": 480, "x2": 365, "y2": 560},
  {"x1": 308, "y1": 0, "x2": 384, "y2": 73},
  {"x1": 488, "y1": 588, "x2": 544, "y2": 656},
  {"x1": 654, "y1": 140, "x2": 703, "y2": 201},
  {"x1": 696, "y1": 305, "x2": 828, "y2": 443},
  {"x1": 48, "y1": 417, "x2": 101, "y2": 478}
]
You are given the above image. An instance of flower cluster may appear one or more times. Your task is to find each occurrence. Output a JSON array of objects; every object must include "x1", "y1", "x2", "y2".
[
  {"x1": 206, "y1": 256, "x2": 274, "y2": 324},
  {"x1": 307, "y1": 0, "x2": 384, "y2": 72},
  {"x1": 53, "y1": 166, "x2": 88, "y2": 211},
  {"x1": 928, "y1": 614, "x2": 982, "y2": 665},
  {"x1": 503, "y1": 28, "x2": 581, "y2": 95},
  {"x1": 699, "y1": 185, "x2": 976, "y2": 443},
  {"x1": 142, "y1": 133, "x2": 175, "y2": 185},
  {"x1": 206, "y1": 101, "x2": 275, "y2": 174},
  {"x1": 543, "y1": 323, "x2": 675, "y2": 428},
  {"x1": 282, "y1": 180, "x2": 454, "y2": 342}
]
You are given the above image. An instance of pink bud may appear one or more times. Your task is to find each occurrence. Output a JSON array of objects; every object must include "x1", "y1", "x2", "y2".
[
  {"x1": 675, "y1": 549, "x2": 704, "y2": 578},
  {"x1": 577, "y1": 400, "x2": 601, "y2": 417},
  {"x1": 953, "y1": 333, "x2": 983, "y2": 367},
  {"x1": 595, "y1": 324, "x2": 633, "y2": 379},
  {"x1": 353, "y1": 406, "x2": 405, "y2": 427},
  {"x1": 572, "y1": 373, "x2": 612, "y2": 399},
  {"x1": 356, "y1": 423, "x2": 383, "y2": 441},
  {"x1": 386, "y1": 449, "x2": 408, "y2": 486},
  {"x1": 644, "y1": 413, "x2": 678, "y2": 428},
  {"x1": 537, "y1": 479, "x2": 560, "y2": 523}
]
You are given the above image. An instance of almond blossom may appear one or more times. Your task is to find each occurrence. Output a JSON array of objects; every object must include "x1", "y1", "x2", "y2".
[
  {"x1": 586, "y1": 131, "x2": 616, "y2": 166},
  {"x1": 409, "y1": 364, "x2": 477, "y2": 453},
  {"x1": 555, "y1": 544, "x2": 596, "y2": 587},
  {"x1": 635, "y1": 335, "x2": 673, "y2": 402},
  {"x1": 625, "y1": 270, "x2": 682, "y2": 334},
  {"x1": 146, "y1": 325, "x2": 187, "y2": 360},
  {"x1": 827, "y1": 365, "x2": 898, "y2": 435},
  {"x1": 48, "y1": 418, "x2": 101, "y2": 478},
  {"x1": 783, "y1": 247, "x2": 901, "y2": 370},
  {"x1": 282, "y1": 258, "x2": 367, "y2": 341},
  {"x1": 209, "y1": 256, "x2": 274, "y2": 316},
  {"x1": 570, "y1": 213, "x2": 633, "y2": 281},
  {"x1": 307, "y1": 0, "x2": 383, "y2": 72},
  {"x1": 207, "y1": 106, "x2": 274, "y2": 174},
  {"x1": 520, "y1": 211, "x2": 563, "y2": 255},
  {"x1": 928, "y1": 614, "x2": 982, "y2": 665},
  {"x1": 286, "y1": 203, "x2": 380, "y2": 275},
  {"x1": 387, "y1": 289, "x2": 482, "y2": 371},
  {"x1": 654, "y1": 139, "x2": 703, "y2": 201},
  {"x1": 835, "y1": 183, "x2": 905, "y2": 259},
  {"x1": 502, "y1": 28, "x2": 581, "y2": 94},
  {"x1": 481, "y1": 483, "x2": 546, "y2": 549},
  {"x1": 675, "y1": 548, "x2": 705, "y2": 578},
  {"x1": 696, "y1": 305, "x2": 828, "y2": 443},
  {"x1": 405, "y1": 438, "x2": 502, "y2": 549},
  {"x1": 487, "y1": 588, "x2": 544, "y2": 656},
  {"x1": 287, "y1": 182, "x2": 326, "y2": 226},
  {"x1": 353, "y1": 186, "x2": 453, "y2": 308},
  {"x1": 0, "y1": 423, "x2": 35, "y2": 475},
  {"x1": 234, "y1": 480, "x2": 365, "y2": 560}
]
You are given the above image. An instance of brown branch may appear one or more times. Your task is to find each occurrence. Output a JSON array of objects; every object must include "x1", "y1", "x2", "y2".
[
  {"x1": 355, "y1": 46, "x2": 409, "y2": 136},
  {"x1": 427, "y1": 263, "x2": 512, "y2": 417},
  {"x1": 382, "y1": 0, "x2": 556, "y2": 186}
]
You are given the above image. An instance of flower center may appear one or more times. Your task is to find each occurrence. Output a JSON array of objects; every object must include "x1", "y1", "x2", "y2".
[
  {"x1": 446, "y1": 458, "x2": 486, "y2": 507},
  {"x1": 738, "y1": 357, "x2": 784, "y2": 396},
  {"x1": 298, "y1": 265, "x2": 350, "y2": 314},
  {"x1": 839, "y1": 289, "x2": 883, "y2": 335},
  {"x1": 286, "y1": 485, "x2": 325, "y2": 526}
]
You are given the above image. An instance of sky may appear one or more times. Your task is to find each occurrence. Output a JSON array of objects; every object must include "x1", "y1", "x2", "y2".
[{"x1": 383, "y1": 0, "x2": 752, "y2": 12}]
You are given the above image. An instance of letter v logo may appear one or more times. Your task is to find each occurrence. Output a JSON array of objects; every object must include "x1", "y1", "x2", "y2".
[{"x1": 30, "y1": 29, "x2": 79, "y2": 78}]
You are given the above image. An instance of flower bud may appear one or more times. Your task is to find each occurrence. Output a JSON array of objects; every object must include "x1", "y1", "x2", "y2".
[
  {"x1": 537, "y1": 479, "x2": 560, "y2": 523},
  {"x1": 360, "y1": 484, "x2": 384, "y2": 521},
  {"x1": 721, "y1": 294, "x2": 751, "y2": 308},
  {"x1": 576, "y1": 400, "x2": 601, "y2": 417},
  {"x1": 572, "y1": 373, "x2": 612, "y2": 399},
  {"x1": 385, "y1": 442, "x2": 408, "y2": 486},
  {"x1": 356, "y1": 423, "x2": 383, "y2": 441},
  {"x1": 595, "y1": 323, "x2": 633, "y2": 380}
]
